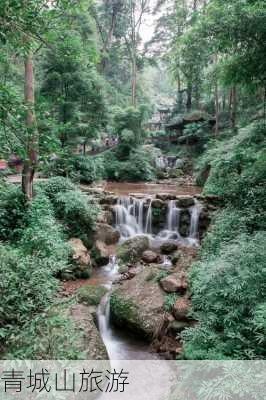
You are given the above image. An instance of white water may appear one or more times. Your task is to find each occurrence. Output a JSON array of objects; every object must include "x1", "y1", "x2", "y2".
[
  {"x1": 114, "y1": 196, "x2": 202, "y2": 246},
  {"x1": 97, "y1": 257, "x2": 157, "y2": 360}
]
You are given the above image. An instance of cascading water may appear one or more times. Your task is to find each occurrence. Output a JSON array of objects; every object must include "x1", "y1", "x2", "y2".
[
  {"x1": 167, "y1": 200, "x2": 181, "y2": 232},
  {"x1": 189, "y1": 203, "x2": 202, "y2": 239},
  {"x1": 114, "y1": 196, "x2": 152, "y2": 240}
]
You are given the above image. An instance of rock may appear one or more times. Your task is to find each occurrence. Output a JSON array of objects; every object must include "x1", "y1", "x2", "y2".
[
  {"x1": 96, "y1": 211, "x2": 114, "y2": 225},
  {"x1": 117, "y1": 235, "x2": 150, "y2": 263},
  {"x1": 93, "y1": 240, "x2": 110, "y2": 266},
  {"x1": 167, "y1": 320, "x2": 191, "y2": 334},
  {"x1": 68, "y1": 238, "x2": 91, "y2": 266},
  {"x1": 70, "y1": 304, "x2": 109, "y2": 360},
  {"x1": 160, "y1": 241, "x2": 178, "y2": 254},
  {"x1": 94, "y1": 223, "x2": 120, "y2": 245},
  {"x1": 176, "y1": 195, "x2": 195, "y2": 208},
  {"x1": 171, "y1": 251, "x2": 182, "y2": 264},
  {"x1": 160, "y1": 271, "x2": 188, "y2": 293},
  {"x1": 142, "y1": 250, "x2": 159, "y2": 264},
  {"x1": 151, "y1": 199, "x2": 166, "y2": 209},
  {"x1": 99, "y1": 195, "x2": 117, "y2": 205},
  {"x1": 110, "y1": 266, "x2": 165, "y2": 339},
  {"x1": 77, "y1": 285, "x2": 108, "y2": 306},
  {"x1": 173, "y1": 297, "x2": 191, "y2": 320},
  {"x1": 179, "y1": 209, "x2": 191, "y2": 237},
  {"x1": 156, "y1": 194, "x2": 176, "y2": 201}
]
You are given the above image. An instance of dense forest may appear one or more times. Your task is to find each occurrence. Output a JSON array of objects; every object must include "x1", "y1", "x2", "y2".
[{"x1": 0, "y1": 0, "x2": 265, "y2": 369}]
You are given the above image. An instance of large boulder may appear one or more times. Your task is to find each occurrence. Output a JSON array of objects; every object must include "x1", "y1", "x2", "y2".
[
  {"x1": 160, "y1": 241, "x2": 178, "y2": 254},
  {"x1": 151, "y1": 199, "x2": 166, "y2": 209},
  {"x1": 142, "y1": 250, "x2": 160, "y2": 264},
  {"x1": 176, "y1": 196, "x2": 195, "y2": 208},
  {"x1": 70, "y1": 304, "x2": 109, "y2": 360},
  {"x1": 77, "y1": 285, "x2": 108, "y2": 306},
  {"x1": 93, "y1": 240, "x2": 110, "y2": 266},
  {"x1": 94, "y1": 223, "x2": 120, "y2": 245},
  {"x1": 110, "y1": 266, "x2": 165, "y2": 339},
  {"x1": 68, "y1": 238, "x2": 91, "y2": 266},
  {"x1": 160, "y1": 272, "x2": 188, "y2": 293},
  {"x1": 117, "y1": 235, "x2": 150, "y2": 263}
]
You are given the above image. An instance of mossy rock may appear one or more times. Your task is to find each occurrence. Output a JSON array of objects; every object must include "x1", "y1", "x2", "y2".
[
  {"x1": 117, "y1": 235, "x2": 150, "y2": 263},
  {"x1": 77, "y1": 285, "x2": 108, "y2": 306},
  {"x1": 110, "y1": 292, "x2": 143, "y2": 336}
]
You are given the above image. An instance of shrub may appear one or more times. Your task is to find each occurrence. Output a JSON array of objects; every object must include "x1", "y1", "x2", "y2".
[
  {"x1": 20, "y1": 193, "x2": 70, "y2": 263},
  {"x1": 0, "y1": 182, "x2": 27, "y2": 242},
  {"x1": 183, "y1": 232, "x2": 266, "y2": 360},
  {"x1": 119, "y1": 148, "x2": 156, "y2": 181},
  {"x1": 54, "y1": 190, "x2": 99, "y2": 239},
  {"x1": 38, "y1": 176, "x2": 76, "y2": 200},
  {"x1": 68, "y1": 155, "x2": 105, "y2": 184},
  {"x1": 0, "y1": 244, "x2": 59, "y2": 344}
]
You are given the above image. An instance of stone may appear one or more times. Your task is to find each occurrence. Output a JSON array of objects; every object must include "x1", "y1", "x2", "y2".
[
  {"x1": 77, "y1": 285, "x2": 108, "y2": 306},
  {"x1": 173, "y1": 297, "x2": 191, "y2": 320},
  {"x1": 96, "y1": 211, "x2": 114, "y2": 225},
  {"x1": 167, "y1": 320, "x2": 191, "y2": 334},
  {"x1": 142, "y1": 250, "x2": 159, "y2": 264},
  {"x1": 160, "y1": 241, "x2": 178, "y2": 254},
  {"x1": 160, "y1": 271, "x2": 188, "y2": 293},
  {"x1": 176, "y1": 195, "x2": 195, "y2": 208},
  {"x1": 94, "y1": 223, "x2": 120, "y2": 245},
  {"x1": 171, "y1": 251, "x2": 182, "y2": 265},
  {"x1": 179, "y1": 209, "x2": 191, "y2": 237},
  {"x1": 93, "y1": 240, "x2": 110, "y2": 266},
  {"x1": 68, "y1": 238, "x2": 91, "y2": 266},
  {"x1": 70, "y1": 304, "x2": 109, "y2": 360},
  {"x1": 156, "y1": 194, "x2": 177, "y2": 201},
  {"x1": 110, "y1": 266, "x2": 165, "y2": 339},
  {"x1": 117, "y1": 235, "x2": 150, "y2": 263},
  {"x1": 99, "y1": 195, "x2": 117, "y2": 205},
  {"x1": 151, "y1": 199, "x2": 166, "y2": 209}
]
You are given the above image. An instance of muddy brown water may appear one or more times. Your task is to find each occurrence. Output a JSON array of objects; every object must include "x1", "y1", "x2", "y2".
[{"x1": 104, "y1": 181, "x2": 201, "y2": 197}]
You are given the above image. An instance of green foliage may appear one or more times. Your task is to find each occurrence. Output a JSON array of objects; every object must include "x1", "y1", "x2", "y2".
[
  {"x1": 68, "y1": 156, "x2": 105, "y2": 184},
  {"x1": 38, "y1": 176, "x2": 76, "y2": 199},
  {"x1": 54, "y1": 189, "x2": 99, "y2": 239},
  {"x1": 164, "y1": 293, "x2": 179, "y2": 312},
  {"x1": 183, "y1": 232, "x2": 266, "y2": 359},
  {"x1": 0, "y1": 244, "x2": 59, "y2": 342},
  {"x1": 0, "y1": 182, "x2": 27, "y2": 242},
  {"x1": 6, "y1": 301, "x2": 84, "y2": 360},
  {"x1": 77, "y1": 285, "x2": 108, "y2": 306},
  {"x1": 20, "y1": 193, "x2": 70, "y2": 264}
]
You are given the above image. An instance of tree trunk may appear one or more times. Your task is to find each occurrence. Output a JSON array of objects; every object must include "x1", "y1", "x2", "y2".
[
  {"x1": 131, "y1": 54, "x2": 137, "y2": 107},
  {"x1": 186, "y1": 82, "x2": 192, "y2": 112},
  {"x1": 22, "y1": 52, "x2": 38, "y2": 201},
  {"x1": 214, "y1": 54, "x2": 219, "y2": 135},
  {"x1": 230, "y1": 86, "x2": 237, "y2": 133}
]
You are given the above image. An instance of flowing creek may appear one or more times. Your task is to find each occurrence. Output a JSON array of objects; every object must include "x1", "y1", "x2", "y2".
[{"x1": 84, "y1": 184, "x2": 203, "y2": 360}]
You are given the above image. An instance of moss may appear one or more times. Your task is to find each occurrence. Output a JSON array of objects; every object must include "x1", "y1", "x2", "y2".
[
  {"x1": 110, "y1": 292, "x2": 144, "y2": 335},
  {"x1": 77, "y1": 285, "x2": 108, "y2": 306}
]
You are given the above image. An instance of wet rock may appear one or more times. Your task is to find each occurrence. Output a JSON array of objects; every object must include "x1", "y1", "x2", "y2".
[
  {"x1": 96, "y1": 211, "x2": 114, "y2": 225},
  {"x1": 77, "y1": 285, "x2": 108, "y2": 306},
  {"x1": 160, "y1": 271, "x2": 188, "y2": 293},
  {"x1": 176, "y1": 195, "x2": 195, "y2": 208},
  {"x1": 94, "y1": 223, "x2": 120, "y2": 245},
  {"x1": 93, "y1": 240, "x2": 110, "y2": 266},
  {"x1": 110, "y1": 267, "x2": 165, "y2": 339},
  {"x1": 117, "y1": 235, "x2": 150, "y2": 263},
  {"x1": 142, "y1": 250, "x2": 159, "y2": 264},
  {"x1": 179, "y1": 209, "x2": 191, "y2": 237},
  {"x1": 167, "y1": 320, "x2": 191, "y2": 335},
  {"x1": 99, "y1": 195, "x2": 118, "y2": 205},
  {"x1": 171, "y1": 251, "x2": 182, "y2": 265},
  {"x1": 68, "y1": 238, "x2": 91, "y2": 266},
  {"x1": 156, "y1": 194, "x2": 177, "y2": 201},
  {"x1": 151, "y1": 199, "x2": 166, "y2": 209},
  {"x1": 70, "y1": 304, "x2": 109, "y2": 360},
  {"x1": 160, "y1": 241, "x2": 178, "y2": 254},
  {"x1": 173, "y1": 297, "x2": 191, "y2": 320}
]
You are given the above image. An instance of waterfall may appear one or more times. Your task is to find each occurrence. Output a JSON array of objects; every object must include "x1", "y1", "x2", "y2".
[
  {"x1": 115, "y1": 196, "x2": 152, "y2": 239},
  {"x1": 189, "y1": 203, "x2": 202, "y2": 239},
  {"x1": 145, "y1": 200, "x2": 152, "y2": 234},
  {"x1": 167, "y1": 200, "x2": 181, "y2": 233}
]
